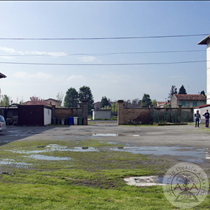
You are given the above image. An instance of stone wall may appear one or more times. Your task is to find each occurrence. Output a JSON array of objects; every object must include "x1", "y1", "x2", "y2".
[{"x1": 118, "y1": 100, "x2": 193, "y2": 125}]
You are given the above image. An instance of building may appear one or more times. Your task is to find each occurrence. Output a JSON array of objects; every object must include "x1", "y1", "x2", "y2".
[
  {"x1": 198, "y1": 35, "x2": 210, "y2": 104},
  {"x1": 23, "y1": 98, "x2": 61, "y2": 107},
  {"x1": 194, "y1": 104, "x2": 210, "y2": 123},
  {"x1": 171, "y1": 94, "x2": 206, "y2": 108},
  {"x1": 156, "y1": 101, "x2": 171, "y2": 108}
]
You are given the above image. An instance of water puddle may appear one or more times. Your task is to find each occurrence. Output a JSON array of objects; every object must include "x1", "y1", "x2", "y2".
[
  {"x1": 0, "y1": 159, "x2": 32, "y2": 168},
  {"x1": 111, "y1": 146, "x2": 206, "y2": 159},
  {"x1": 25, "y1": 155, "x2": 71, "y2": 161},
  {"x1": 7, "y1": 144, "x2": 98, "y2": 154},
  {"x1": 124, "y1": 176, "x2": 166, "y2": 187},
  {"x1": 92, "y1": 133, "x2": 140, "y2": 137}
]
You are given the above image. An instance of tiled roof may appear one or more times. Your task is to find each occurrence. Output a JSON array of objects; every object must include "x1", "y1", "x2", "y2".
[{"x1": 174, "y1": 94, "x2": 206, "y2": 101}]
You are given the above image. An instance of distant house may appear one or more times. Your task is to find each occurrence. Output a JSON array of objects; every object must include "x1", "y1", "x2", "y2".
[
  {"x1": 171, "y1": 94, "x2": 206, "y2": 108},
  {"x1": 23, "y1": 98, "x2": 61, "y2": 107},
  {"x1": 93, "y1": 102, "x2": 101, "y2": 110},
  {"x1": 156, "y1": 101, "x2": 171, "y2": 108},
  {"x1": 0, "y1": 73, "x2": 6, "y2": 79}
]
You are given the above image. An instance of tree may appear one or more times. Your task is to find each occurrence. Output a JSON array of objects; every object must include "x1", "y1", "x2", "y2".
[
  {"x1": 101, "y1": 96, "x2": 110, "y2": 108},
  {"x1": 64, "y1": 88, "x2": 79, "y2": 108},
  {"x1": 168, "y1": 85, "x2": 177, "y2": 100},
  {"x1": 200, "y1": 90, "x2": 206, "y2": 97},
  {"x1": 78, "y1": 86, "x2": 94, "y2": 113},
  {"x1": 178, "y1": 85, "x2": 187, "y2": 94},
  {"x1": 152, "y1": 99, "x2": 157, "y2": 107},
  {"x1": 141, "y1": 94, "x2": 152, "y2": 108},
  {"x1": 29, "y1": 96, "x2": 48, "y2": 105},
  {"x1": 56, "y1": 92, "x2": 64, "y2": 107},
  {"x1": 0, "y1": 95, "x2": 10, "y2": 106}
]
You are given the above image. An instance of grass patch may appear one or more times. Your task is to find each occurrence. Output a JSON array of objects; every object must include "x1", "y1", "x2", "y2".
[{"x1": 0, "y1": 138, "x2": 208, "y2": 209}]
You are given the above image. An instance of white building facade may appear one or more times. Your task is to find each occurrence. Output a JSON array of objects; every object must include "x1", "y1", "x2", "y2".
[{"x1": 198, "y1": 35, "x2": 210, "y2": 104}]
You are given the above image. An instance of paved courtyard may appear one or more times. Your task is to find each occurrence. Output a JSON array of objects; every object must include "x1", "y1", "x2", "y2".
[{"x1": 1, "y1": 121, "x2": 210, "y2": 172}]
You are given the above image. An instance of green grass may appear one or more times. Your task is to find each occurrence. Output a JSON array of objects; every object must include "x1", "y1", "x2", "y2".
[{"x1": 0, "y1": 139, "x2": 208, "y2": 209}]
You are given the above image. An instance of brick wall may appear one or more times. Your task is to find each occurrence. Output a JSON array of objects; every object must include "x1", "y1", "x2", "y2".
[
  {"x1": 118, "y1": 100, "x2": 151, "y2": 125},
  {"x1": 118, "y1": 100, "x2": 193, "y2": 125},
  {"x1": 54, "y1": 108, "x2": 82, "y2": 119},
  {"x1": 53, "y1": 100, "x2": 88, "y2": 120}
]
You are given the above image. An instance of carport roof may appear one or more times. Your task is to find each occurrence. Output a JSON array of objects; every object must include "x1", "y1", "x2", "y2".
[
  {"x1": 198, "y1": 35, "x2": 210, "y2": 45},
  {"x1": 0, "y1": 73, "x2": 6, "y2": 79}
]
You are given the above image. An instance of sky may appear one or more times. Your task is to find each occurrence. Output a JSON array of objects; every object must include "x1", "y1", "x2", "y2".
[{"x1": 0, "y1": 1, "x2": 209, "y2": 103}]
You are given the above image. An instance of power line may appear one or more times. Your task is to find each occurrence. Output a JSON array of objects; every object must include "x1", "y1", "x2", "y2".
[
  {"x1": 0, "y1": 49, "x2": 205, "y2": 57},
  {"x1": 0, "y1": 60, "x2": 207, "y2": 66},
  {"x1": 0, "y1": 34, "x2": 208, "y2": 41}
]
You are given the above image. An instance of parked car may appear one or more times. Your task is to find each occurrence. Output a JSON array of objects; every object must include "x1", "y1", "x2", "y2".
[{"x1": 0, "y1": 115, "x2": 7, "y2": 132}]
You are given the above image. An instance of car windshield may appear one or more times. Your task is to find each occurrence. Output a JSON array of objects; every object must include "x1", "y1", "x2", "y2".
[{"x1": 0, "y1": 116, "x2": 5, "y2": 122}]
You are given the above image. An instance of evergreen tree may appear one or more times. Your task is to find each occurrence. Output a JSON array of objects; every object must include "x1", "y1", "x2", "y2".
[
  {"x1": 101, "y1": 96, "x2": 110, "y2": 108},
  {"x1": 178, "y1": 85, "x2": 187, "y2": 94},
  {"x1": 64, "y1": 88, "x2": 79, "y2": 108},
  {"x1": 78, "y1": 86, "x2": 94, "y2": 113},
  {"x1": 141, "y1": 94, "x2": 152, "y2": 108}
]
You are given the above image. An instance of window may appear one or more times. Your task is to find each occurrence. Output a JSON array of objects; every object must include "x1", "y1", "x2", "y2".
[
  {"x1": 193, "y1": 102, "x2": 197, "y2": 107},
  {"x1": 181, "y1": 102, "x2": 186, "y2": 107}
]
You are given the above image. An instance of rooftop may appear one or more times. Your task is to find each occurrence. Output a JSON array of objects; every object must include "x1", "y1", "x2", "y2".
[
  {"x1": 194, "y1": 104, "x2": 210, "y2": 109},
  {"x1": 198, "y1": 35, "x2": 210, "y2": 45},
  {"x1": 0, "y1": 73, "x2": 6, "y2": 79},
  {"x1": 174, "y1": 94, "x2": 206, "y2": 101}
]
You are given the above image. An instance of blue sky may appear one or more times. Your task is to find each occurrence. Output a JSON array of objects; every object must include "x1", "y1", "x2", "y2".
[{"x1": 0, "y1": 1, "x2": 209, "y2": 103}]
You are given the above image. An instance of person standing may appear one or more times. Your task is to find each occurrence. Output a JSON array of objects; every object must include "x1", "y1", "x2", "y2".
[
  {"x1": 194, "y1": 110, "x2": 201, "y2": 127},
  {"x1": 203, "y1": 110, "x2": 210, "y2": 128}
]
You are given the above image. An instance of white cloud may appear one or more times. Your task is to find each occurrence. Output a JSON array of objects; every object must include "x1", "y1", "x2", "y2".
[
  {"x1": 18, "y1": 51, "x2": 67, "y2": 57},
  {"x1": 170, "y1": 75, "x2": 183, "y2": 79},
  {"x1": 0, "y1": 47, "x2": 16, "y2": 54},
  {"x1": 77, "y1": 56, "x2": 100, "y2": 63},
  {"x1": 14, "y1": 72, "x2": 52, "y2": 79},
  {"x1": 0, "y1": 56, "x2": 14, "y2": 60},
  {"x1": 0, "y1": 46, "x2": 67, "y2": 57}
]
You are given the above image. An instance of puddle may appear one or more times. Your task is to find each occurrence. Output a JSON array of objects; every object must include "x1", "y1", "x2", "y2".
[
  {"x1": 7, "y1": 144, "x2": 98, "y2": 154},
  {"x1": 25, "y1": 155, "x2": 71, "y2": 161},
  {"x1": 92, "y1": 133, "x2": 140, "y2": 137},
  {"x1": 93, "y1": 133, "x2": 118, "y2": 137},
  {"x1": 111, "y1": 146, "x2": 206, "y2": 159},
  {"x1": 0, "y1": 159, "x2": 32, "y2": 168},
  {"x1": 124, "y1": 176, "x2": 166, "y2": 187}
]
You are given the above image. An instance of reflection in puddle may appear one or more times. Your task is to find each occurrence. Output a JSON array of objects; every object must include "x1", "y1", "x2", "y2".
[
  {"x1": 92, "y1": 133, "x2": 140, "y2": 137},
  {"x1": 111, "y1": 146, "x2": 206, "y2": 158},
  {"x1": 26, "y1": 155, "x2": 71, "y2": 161},
  {"x1": 93, "y1": 133, "x2": 118, "y2": 137},
  {"x1": 0, "y1": 159, "x2": 32, "y2": 168},
  {"x1": 7, "y1": 144, "x2": 98, "y2": 154},
  {"x1": 124, "y1": 176, "x2": 167, "y2": 187}
]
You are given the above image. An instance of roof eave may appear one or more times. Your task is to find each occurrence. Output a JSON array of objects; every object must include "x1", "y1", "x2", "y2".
[{"x1": 198, "y1": 35, "x2": 210, "y2": 45}]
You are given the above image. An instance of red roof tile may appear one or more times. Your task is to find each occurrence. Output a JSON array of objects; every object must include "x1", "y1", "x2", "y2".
[{"x1": 174, "y1": 94, "x2": 206, "y2": 101}]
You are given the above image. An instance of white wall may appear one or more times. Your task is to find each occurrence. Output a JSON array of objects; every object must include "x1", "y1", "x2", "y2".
[
  {"x1": 207, "y1": 40, "x2": 210, "y2": 104},
  {"x1": 193, "y1": 107, "x2": 210, "y2": 123},
  {"x1": 44, "y1": 108, "x2": 52, "y2": 125},
  {"x1": 92, "y1": 110, "x2": 111, "y2": 120}
]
